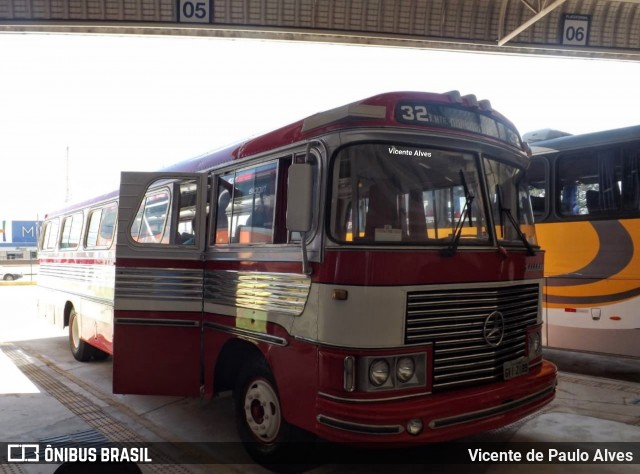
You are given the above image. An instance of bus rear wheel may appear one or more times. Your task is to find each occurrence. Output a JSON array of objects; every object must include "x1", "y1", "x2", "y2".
[
  {"x1": 234, "y1": 359, "x2": 303, "y2": 464},
  {"x1": 69, "y1": 308, "x2": 94, "y2": 362}
]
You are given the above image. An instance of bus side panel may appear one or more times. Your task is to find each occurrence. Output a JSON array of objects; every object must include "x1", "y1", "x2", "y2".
[
  {"x1": 538, "y1": 220, "x2": 640, "y2": 357},
  {"x1": 36, "y1": 284, "x2": 67, "y2": 330},
  {"x1": 79, "y1": 298, "x2": 114, "y2": 355},
  {"x1": 267, "y1": 336, "x2": 319, "y2": 432},
  {"x1": 544, "y1": 319, "x2": 640, "y2": 357},
  {"x1": 113, "y1": 311, "x2": 201, "y2": 396}
]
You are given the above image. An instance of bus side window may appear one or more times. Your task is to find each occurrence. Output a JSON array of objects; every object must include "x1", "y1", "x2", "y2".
[
  {"x1": 86, "y1": 203, "x2": 117, "y2": 249},
  {"x1": 40, "y1": 219, "x2": 60, "y2": 251},
  {"x1": 558, "y1": 150, "x2": 621, "y2": 217},
  {"x1": 175, "y1": 181, "x2": 198, "y2": 246},
  {"x1": 98, "y1": 203, "x2": 118, "y2": 247},
  {"x1": 86, "y1": 209, "x2": 103, "y2": 248},
  {"x1": 130, "y1": 189, "x2": 171, "y2": 244},
  {"x1": 60, "y1": 213, "x2": 83, "y2": 250},
  {"x1": 526, "y1": 159, "x2": 547, "y2": 220},
  {"x1": 213, "y1": 162, "x2": 278, "y2": 245},
  {"x1": 622, "y1": 148, "x2": 640, "y2": 212}
]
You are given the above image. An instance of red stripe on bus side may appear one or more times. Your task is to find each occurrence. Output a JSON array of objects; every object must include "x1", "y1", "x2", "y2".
[{"x1": 39, "y1": 257, "x2": 114, "y2": 265}]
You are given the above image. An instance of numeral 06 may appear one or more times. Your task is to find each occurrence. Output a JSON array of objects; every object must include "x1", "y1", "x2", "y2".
[{"x1": 565, "y1": 26, "x2": 585, "y2": 42}]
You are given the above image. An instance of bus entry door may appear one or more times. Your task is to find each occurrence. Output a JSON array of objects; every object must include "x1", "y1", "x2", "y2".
[{"x1": 113, "y1": 172, "x2": 207, "y2": 396}]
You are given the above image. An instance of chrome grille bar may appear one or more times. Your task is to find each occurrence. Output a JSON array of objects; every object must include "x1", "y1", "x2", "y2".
[{"x1": 405, "y1": 282, "x2": 540, "y2": 391}]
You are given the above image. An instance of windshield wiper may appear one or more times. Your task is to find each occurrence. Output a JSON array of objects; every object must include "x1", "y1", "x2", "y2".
[
  {"x1": 442, "y1": 170, "x2": 474, "y2": 257},
  {"x1": 495, "y1": 184, "x2": 536, "y2": 256}
]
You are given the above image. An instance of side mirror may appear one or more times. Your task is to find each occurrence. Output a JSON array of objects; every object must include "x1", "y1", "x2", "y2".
[{"x1": 286, "y1": 163, "x2": 313, "y2": 233}]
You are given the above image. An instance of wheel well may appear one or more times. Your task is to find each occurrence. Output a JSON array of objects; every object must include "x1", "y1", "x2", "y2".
[{"x1": 213, "y1": 339, "x2": 265, "y2": 395}]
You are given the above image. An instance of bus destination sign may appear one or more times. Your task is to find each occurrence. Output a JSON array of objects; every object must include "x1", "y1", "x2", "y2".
[{"x1": 395, "y1": 101, "x2": 522, "y2": 148}]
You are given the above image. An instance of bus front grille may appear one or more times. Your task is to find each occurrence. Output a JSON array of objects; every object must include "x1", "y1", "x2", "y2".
[{"x1": 405, "y1": 282, "x2": 540, "y2": 392}]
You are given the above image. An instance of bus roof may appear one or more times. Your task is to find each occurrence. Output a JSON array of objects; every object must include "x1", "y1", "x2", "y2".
[
  {"x1": 45, "y1": 91, "x2": 523, "y2": 218},
  {"x1": 530, "y1": 124, "x2": 640, "y2": 156}
]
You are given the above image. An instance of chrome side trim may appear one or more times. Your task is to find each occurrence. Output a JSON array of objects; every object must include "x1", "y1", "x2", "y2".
[
  {"x1": 39, "y1": 263, "x2": 113, "y2": 283},
  {"x1": 203, "y1": 321, "x2": 288, "y2": 347},
  {"x1": 318, "y1": 390, "x2": 431, "y2": 404},
  {"x1": 114, "y1": 318, "x2": 199, "y2": 328},
  {"x1": 204, "y1": 270, "x2": 311, "y2": 316},
  {"x1": 317, "y1": 415, "x2": 404, "y2": 435},
  {"x1": 428, "y1": 384, "x2": 556, "y2": 429},
  {"x1": 115, "y1": 267, "x2": 203, "y2": 301}
]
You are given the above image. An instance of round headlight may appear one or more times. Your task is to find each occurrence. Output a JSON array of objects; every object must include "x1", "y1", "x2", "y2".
[
  {"x1": 369, "y1": 359, "x2": 390, "y2": 387},
  {"x1": 396, "y1": 357, "x2": 415, "y2": 383}
]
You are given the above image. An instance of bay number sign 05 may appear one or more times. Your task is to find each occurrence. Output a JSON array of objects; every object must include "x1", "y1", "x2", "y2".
[{"x1": 178, "y1": 0, "x2": 211, "y2": 23}]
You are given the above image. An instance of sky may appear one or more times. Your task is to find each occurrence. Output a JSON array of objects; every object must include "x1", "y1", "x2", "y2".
[{"x1": 1, "y1": 32, "x2": 640, "y2": 220}]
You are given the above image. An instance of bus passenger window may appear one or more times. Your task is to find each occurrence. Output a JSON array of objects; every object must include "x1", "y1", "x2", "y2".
[
  {"x1": 86, "y1": 203, "x2": 117, "y2": 248},
  {"x1": 60, "y1": 213, "x2": 83, "y2": 249},
  {"x1": 86, "y1": 209, "x2": 103, "y2": 248},
  {"x1": 41, "y1": 219, "x2": 60, "y2": 251},
  {"x1": 525, "y1": 159, "x2": 547, "y2": 220},
  {"x1": 130, "y1": 190, "x2": 170, "y2": 244},
  {"x1": 213, "y1": 162, "x2": 277, "y2": 245},
  {"x1": 558, "y1": 150, "x2": 621, "y2": 217},
  {"x1": 175, "y1": 181, "x2": 198, "y2": 245},
  {"x1": 622, "y1": 148, "x2": 640, "y2": 211},
  {"x1": 98, "y1": 204, "x2": 117, "y2": 247}
]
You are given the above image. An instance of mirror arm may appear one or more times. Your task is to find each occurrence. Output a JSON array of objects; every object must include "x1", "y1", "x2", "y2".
[{"x1": 300, "y1": 231, "x2": 311, "y2": 275}]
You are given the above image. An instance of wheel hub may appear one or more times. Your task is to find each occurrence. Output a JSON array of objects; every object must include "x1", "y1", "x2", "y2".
[{"x1": 243, "y1": 379, "x2": 282, "y2": 442}]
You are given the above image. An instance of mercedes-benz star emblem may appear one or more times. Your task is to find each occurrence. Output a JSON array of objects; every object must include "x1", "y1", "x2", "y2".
[{"x1": 483, "y1": 311, "x2": 505, "y2": 347}]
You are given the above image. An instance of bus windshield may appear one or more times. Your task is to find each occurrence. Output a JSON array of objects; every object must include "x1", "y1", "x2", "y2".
[
  {"x1": 330, "y1": 143, "x2": 489, "y2": 245},
  {"x1": 484, "y1": 157, "x2": 537, "y2": 249}
]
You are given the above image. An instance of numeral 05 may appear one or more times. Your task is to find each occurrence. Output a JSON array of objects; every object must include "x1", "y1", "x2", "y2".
[{"x1": 181, "y1": 0, "x2": 208, "y2": 20}]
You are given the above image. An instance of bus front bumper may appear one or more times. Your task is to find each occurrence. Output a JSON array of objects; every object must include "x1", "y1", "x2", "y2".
[{"x1": 315, "y1": 360, "x2": 557, "y2": 445}]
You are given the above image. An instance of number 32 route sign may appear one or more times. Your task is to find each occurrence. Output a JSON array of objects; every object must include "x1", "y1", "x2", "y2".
[
  {"x1": 178, "y1": 0, "x2": 211, "y2": 23},
  {"x1": 562, "y1": 14, "x2": 590, "y2": 46}
]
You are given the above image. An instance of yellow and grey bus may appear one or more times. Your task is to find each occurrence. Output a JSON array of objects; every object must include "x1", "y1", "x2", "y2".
[{"x1": 525, "y1": 125, "x2": 640, "y2": 358}]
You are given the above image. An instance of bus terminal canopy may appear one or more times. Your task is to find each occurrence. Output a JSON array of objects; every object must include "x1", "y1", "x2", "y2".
[{"x1": 1, "y1": 0, "x2": 640, "y2": 61}]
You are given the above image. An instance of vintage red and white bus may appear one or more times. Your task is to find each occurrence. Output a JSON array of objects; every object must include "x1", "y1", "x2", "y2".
[
  {"x1": 525, "y1": 125, "x2": 640, "y2": 358},
  {"x1": 38, "y1": 91, "x2": 557, "y2": 462}
]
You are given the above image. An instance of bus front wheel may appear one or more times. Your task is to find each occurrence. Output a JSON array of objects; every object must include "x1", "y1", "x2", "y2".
[{"x1": 234, "y1": 359, "x2": 301, "y2": 464}]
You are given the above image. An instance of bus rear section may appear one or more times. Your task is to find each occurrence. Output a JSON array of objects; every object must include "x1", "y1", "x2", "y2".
[
  {"x1": 40, "y1": 91, "x2": 557, "y2": 463},
  {"x1": 38, "y1": 198, "x2": 118, "y2": 361}
]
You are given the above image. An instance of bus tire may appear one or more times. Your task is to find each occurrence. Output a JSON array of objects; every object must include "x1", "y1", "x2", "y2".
[
  {"x1": 234, "y1": 359, "x2": 301, "y2": 464},
  {"x1": 3, "y1": 274, "x2": 15, "y2": 281},
  {"x1": 92, "y1": 348, "x2": 110, "y2": 361},
  {"x1": 69, "y1": 308, "x2": 93, "y2": 362}
]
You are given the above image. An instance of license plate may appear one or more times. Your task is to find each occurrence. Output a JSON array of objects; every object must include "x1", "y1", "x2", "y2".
[{"x1": 503, "y1": 357, "x2": 529, "y2": 380}]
